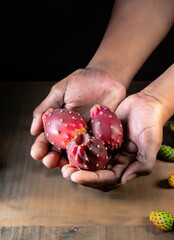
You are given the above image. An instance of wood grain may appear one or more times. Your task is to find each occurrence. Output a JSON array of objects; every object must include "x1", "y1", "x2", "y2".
[
  {"x1": 0, "y1": 225, "x2": 174, "y2": 240},
  {"x1": 0, "y1": 81, "x2": 173, "y2": 239}
]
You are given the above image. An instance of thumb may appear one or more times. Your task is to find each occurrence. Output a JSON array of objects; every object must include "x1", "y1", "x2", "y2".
[
  {"x1": 121, "y1": 154, "x2": 155, "y2": 185},
  {"x1": 121, "y1": 130, "x2": 160, "y2": 184},
  {"x1": 30, "y1": 81, "x2": 66, "y2": 136}
]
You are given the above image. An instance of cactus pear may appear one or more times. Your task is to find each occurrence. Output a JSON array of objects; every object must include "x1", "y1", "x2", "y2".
[
  {"x1": 167, "y1": 120, "x2": 174, "y2": 132},
  {"x1": 168, "y1": 173, "x2": 174, "y2": 187},
  {"x1": 158, "y1": 144, "x2": 174, "y2": 162},
  {"x1": 42, "y1": 108, "x2": 87, "y2": 150},
  {"x1": 67, "y1": 133, "x2": 109, "y2": 170},
  {"x1": 89, "y1": 104, "x2": 123, "y2": 150},
  {"x1": 149, "y1": 211, "x2": 174, "y2": 231}
]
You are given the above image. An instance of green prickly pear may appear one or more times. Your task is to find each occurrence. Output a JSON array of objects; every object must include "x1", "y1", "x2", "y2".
[
  {"x1": 158, "y1": 145, "x2": 174, "y2": 162},
  {"x1": 150, "y1": 211, "x2": 174, "y2": 231}
]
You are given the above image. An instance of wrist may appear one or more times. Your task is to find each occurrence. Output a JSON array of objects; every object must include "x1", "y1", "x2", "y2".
[
  {"x1": 140, "y1": 64, "x2": 174, "y2": 125},
  {"x1": 86, "y1": 61, "x2": 133, "y2": 90},
  {"x1": 82, "y1": 66, "x2": 127, "y2": 111},
  {"x1": 138, "y1": 90, "x2": 167, "y2": 127},
  {"x1": 87, "y1": 0, "x2": 174, "y2": 90}
]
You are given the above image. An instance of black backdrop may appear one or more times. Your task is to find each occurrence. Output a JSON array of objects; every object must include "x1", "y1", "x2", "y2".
[{"x1": 1, "y1": 0, "x2": 173, "y2": 81}]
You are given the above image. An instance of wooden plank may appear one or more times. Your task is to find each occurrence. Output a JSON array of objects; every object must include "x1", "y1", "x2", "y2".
[{"x1": 0, "y1": 226, "x2": 174, "y2": 240}]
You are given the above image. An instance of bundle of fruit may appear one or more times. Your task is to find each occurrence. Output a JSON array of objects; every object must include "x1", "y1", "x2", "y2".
[{"x1": 42, "y1": 104, "x2": 123, "y2": 171}]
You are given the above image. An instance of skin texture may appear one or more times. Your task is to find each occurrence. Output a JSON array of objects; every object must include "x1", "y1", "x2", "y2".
[{"x1": 30, "y1": 0, "x2": 174, "y2": 191}]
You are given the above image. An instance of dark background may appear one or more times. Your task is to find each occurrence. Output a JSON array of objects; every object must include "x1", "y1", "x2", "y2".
[{"x1": 1, "y1": 0, "x2": 174, "y2": 81}]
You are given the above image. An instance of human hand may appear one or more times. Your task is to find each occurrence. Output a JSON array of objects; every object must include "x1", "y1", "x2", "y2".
[
  {"x1": 30, "y1": 67, "x2": 126, "y2": 168},
  {"x1": 61, "y1": 91, "x2": 163, "y2": 191}
]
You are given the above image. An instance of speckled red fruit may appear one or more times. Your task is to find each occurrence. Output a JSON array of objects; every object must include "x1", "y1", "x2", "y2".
[
  {"x1": 67, "y1": 133, "x2": 109, "y2": 171},
  {"x1": 42, "y1": 108, "x2": 87, "y2": 150},
  {"x1": 89, "y1": 104, "x2": 123, "y2": 149}
]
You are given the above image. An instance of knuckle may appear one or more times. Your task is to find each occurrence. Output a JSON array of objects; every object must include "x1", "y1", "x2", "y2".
[{"x1": 141, "y1": 160, "x2": 154, "y2": 176}]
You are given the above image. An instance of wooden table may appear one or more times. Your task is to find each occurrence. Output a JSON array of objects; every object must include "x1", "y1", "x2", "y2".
[{"x1": 0, "y1": 81, "x2": 174, "y2": 240}]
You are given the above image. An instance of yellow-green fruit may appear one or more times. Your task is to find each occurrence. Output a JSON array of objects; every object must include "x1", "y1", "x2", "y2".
[
  {"x1": 168, "y1": 173, "x2": 174, "y2": 187},
  {"x1": 167, "y1": 121, "x2": 174, "y2": 132},
  {"x1": 150, "y1": 211, "x2": 174, "y2": 231},
  {"x1": 158, "y1": 145, "x2": 174, "y2": 162}
]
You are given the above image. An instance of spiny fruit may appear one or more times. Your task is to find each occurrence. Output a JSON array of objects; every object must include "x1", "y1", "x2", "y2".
[
  {"x1": 149, "y1": 211, "x2": 174, "y2": 231},
  {"x1": 168, "y1": 173, "x2": 174, "y2": 187},
  {"x1": 89, "y1": 104, "x2": 123, "y2": 150},
  {"x1": 167, "y1": 120, "x2": 174, "y2": 132},
  {"x1": 42, "y1": 108, "x2": 87, "y2": 150},
  {"x1": 67, "y1": 133, "x2": 109, "y2": 171},
  {"x1": 158, "y1": 144, "x2": 174, "y2": 162}
]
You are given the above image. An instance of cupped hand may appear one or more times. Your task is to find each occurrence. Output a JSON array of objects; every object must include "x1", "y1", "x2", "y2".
[
  {"x1": 30, "y1": 67, "x2": 126, "y2": 169},
  {"x1": 61, "y1": 91, "x2": 164, "y2": 191}
]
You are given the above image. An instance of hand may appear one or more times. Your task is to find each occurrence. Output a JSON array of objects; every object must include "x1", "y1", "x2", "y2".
[
  {"x1": 61, "y1": 91, "x2": 163, "y2": 191},
  {"x1": 30, "y1": 67, "x2": 126, "y2": 168}
]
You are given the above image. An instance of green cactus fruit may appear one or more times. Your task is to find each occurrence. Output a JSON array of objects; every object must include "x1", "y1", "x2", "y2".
[
  {"x1": 167, "y1": 121, "x2": 174, "y2": 132},
  {"x1": 150, "y1": 211, "x2": 174, "y2": 231},
  {"x1": 158, "y1": 145, "x2": 174, "y2": 162}
]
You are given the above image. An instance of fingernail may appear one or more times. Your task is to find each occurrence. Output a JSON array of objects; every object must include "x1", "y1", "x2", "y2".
[
  {"x1": 106, "y1": 164, "x2": 112, "y2": 170},
  {"x1": 125, "y1": 174, "x2": 137, "y2": 184},
  {"x1": 30, "y1": 118, "x2": 36, "y2": 133},
  {"x1": 62, "y1": 171, "x2": 70, "y2": 179}
]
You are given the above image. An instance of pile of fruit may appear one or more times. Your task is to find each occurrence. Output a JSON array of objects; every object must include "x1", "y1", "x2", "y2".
[{"x1": 42, "y1": 104, "x2": 123, "y2": 171}]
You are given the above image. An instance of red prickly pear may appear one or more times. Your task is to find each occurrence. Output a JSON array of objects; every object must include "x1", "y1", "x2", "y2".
[
  {"x1": 42, "y1": 108, "x2": 87, "y2": 150},
  {"x1": 89, "y1": 104, "x2": 123, "y2": 150},
  {"x1": 67, "y1": 133, "x2": 109, "y2": 171}
]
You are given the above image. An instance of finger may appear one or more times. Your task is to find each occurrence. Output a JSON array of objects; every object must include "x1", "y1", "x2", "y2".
[
  {"x1": 61, "y1": 164, "x2": 79, "y2": 179},
  {"x1": 69, "y1": 169, "x2": 120, "y2": 187},
  {"x1": 122, "y1": 139, "x2": 138, "y2": 154},
  {"x1": 119, "y1": 113, "x2": 162, "y2": 184},
  {"x1": 107, "y1": 150, "x2": 136, "y2": 175},
  {"x1": 30, "y1": 108, "x2": 45, "y2": 136},
  {"x1": 121, "y1": 161, "x2": 148, "y2": 185},
  {"x1": 30, "y1": 81, "x2": 66, "y2": 136},
  {"x1": 121, "y1": 143, "x2": 158, "y2": 184},
  {"x1": 30, "y1": 132, "x2": 50, "y2": 160},
  {"x1": 42, "y1": 150, "x2": 62, "y2": 169},
  {"x1": 61, "y1": 165, "x2": 122, "y2": 192},
  {"x1": 57, "y1": 157, "x2": 69, "y2": 169}
]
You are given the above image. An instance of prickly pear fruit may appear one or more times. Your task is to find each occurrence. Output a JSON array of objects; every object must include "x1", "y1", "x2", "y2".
[
  {"x1": 149, "y1": 211, "x2": 174, "y2": 231},
  {"x1": 158, "y1": 144, "x2": 174, "y2": 162},
  {"x1": 67, "y1": 133, "x2": 109, "y2": 171},
  {"x1": 42, "y1": 108, "x2": 87, "y2": 150},
  {"x1": 167, "y1": 120, "x2": 174, "y2": 132},
  {"x1": 168, "y1": 173, "x2": 174, "y2": 187},
  {"x1": 89, "y1": 104, "x2": 123, "y2": 150}
]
